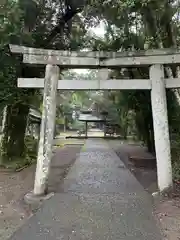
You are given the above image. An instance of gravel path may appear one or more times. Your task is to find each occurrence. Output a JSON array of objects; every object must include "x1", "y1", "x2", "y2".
[
  {"x1": 110, "y1": 140, "x2": 180, "y2": 240},
  {"x1": 10, "y1": 140, "x2": 162, "y2": 240}
]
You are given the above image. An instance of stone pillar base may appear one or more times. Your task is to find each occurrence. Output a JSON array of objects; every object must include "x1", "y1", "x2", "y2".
[
  {"x1": 24, "y1": 191, "x2": 54, "y2": 205},
  {"x1": 152, "y1": 185, "x2": 174, "y2": 203}
]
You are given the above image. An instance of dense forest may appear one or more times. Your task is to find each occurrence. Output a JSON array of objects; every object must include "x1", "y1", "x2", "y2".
[{"x1": 1, "y1": 0, "x2": 180, "y2": 178}]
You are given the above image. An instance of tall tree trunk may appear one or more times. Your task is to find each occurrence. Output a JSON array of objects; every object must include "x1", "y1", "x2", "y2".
[
  {"x1": 1, "y1": 106, "x2": 7, "y2": 133},
  {"x1": 1, "y1": 102, "x2": 29, "y2": 160}
]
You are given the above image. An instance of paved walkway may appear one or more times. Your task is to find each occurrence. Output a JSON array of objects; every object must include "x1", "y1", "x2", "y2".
[{"x1": 10, "y1": 140, "x2": 162, "y2": 239}]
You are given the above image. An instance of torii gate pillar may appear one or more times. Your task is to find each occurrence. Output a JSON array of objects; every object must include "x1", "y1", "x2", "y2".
[
  {"x1": 150, "y1": 64, "x2": 173, "y2": 191},
  {"x1": 33, "y1": 64, "x2": 59, "y2": 196}
]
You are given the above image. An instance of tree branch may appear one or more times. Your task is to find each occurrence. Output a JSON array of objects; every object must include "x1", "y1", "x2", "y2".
[{"x1": 45, "y1": 7, "x2": 82, "y2": 45}]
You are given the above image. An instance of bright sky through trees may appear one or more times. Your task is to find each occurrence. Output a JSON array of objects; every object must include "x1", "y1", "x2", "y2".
[{"x1": 73, "y1": 21, "x2": 105, "y2": 74}]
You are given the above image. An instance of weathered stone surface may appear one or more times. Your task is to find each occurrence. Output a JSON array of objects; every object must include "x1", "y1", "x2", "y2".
[
  {"x1": 18, "y1": 78, "x2": 180, "y2": 90},
  {"x1": 150, "y1": 65, "x2": 173, "y2": 191},
  {"x1": 10, "y1": 45, "x2": 180, "y2": 67},
  {"x1": 23, "y1": 54, "x2": 99, "y2": 67},
  {"x1": 18, "y1": 78, "x2": 152, "y2": 90},
  {"x1": 23, "y1": 53, "x2": 180, "y2": 67},
  {"x1": 33, "y1": 65, "x2": 59, "y2": 196},
  {"x1": 103, "y1": 54, "x2": 180, "y2": 67},
  {"x1": 9, "y1": 44, "x2": 180, "y2": 58}
]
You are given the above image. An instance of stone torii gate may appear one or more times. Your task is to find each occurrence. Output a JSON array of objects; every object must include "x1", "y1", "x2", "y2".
[{"x1": 10, "y1": 44, "x2": 180, "y2": 199}]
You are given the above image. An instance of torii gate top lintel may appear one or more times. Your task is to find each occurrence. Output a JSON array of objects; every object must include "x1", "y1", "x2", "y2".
[{"x1": 9, "y1": 44, "x2": 180, "y2": 68}]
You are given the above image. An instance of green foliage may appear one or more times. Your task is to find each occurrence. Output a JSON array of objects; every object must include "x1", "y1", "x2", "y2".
[
  {"x1": 172, "y1": 161, "x2": 180, "y2": 181},
  {"x1": 171, "y1": 139, "x2": 180, "y2": 181},
  {"x1": 56, "y1": 118, "x2": 65, "y2": 125},
  {"x1": 24, "y1": 135, "x2": 38, "y2": 161},
  {"x1": 0, "y1": 135, "x2": 38, "y2": 170},
  {"x1": 90, "y1": 0, "x2": 180, "y2": 151},
  {"x1": 0, "y1": 0, "x2": 89, "y2": 161},
  {"x1": 71, "y1": 121, "x2": 85, "y2": 130}
]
